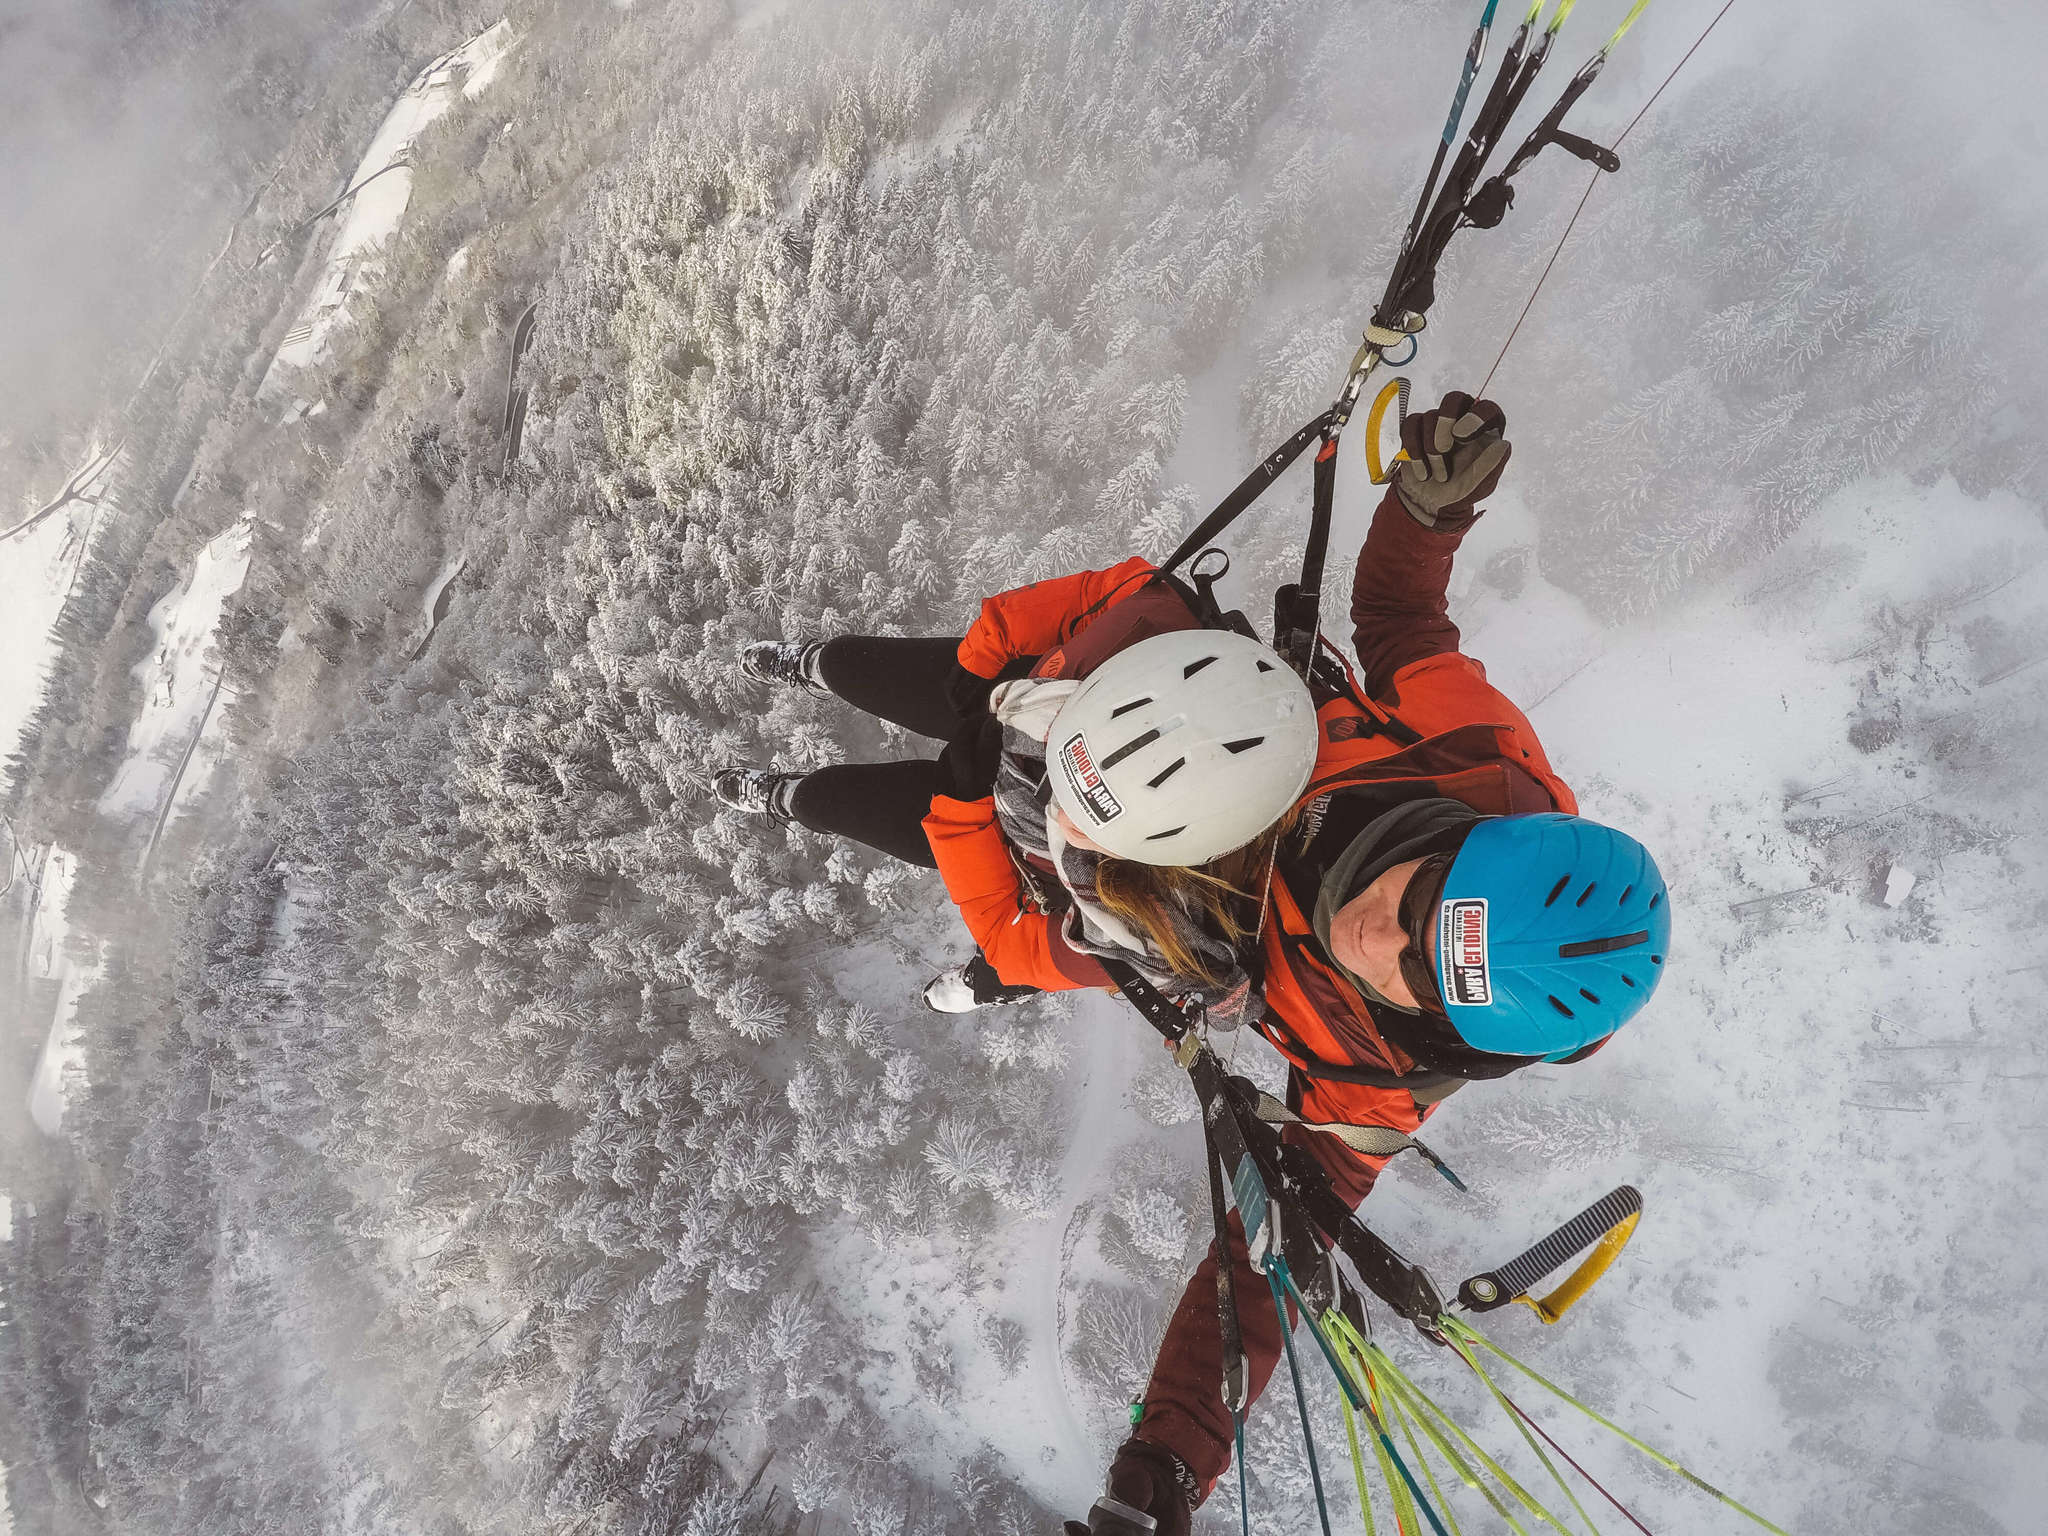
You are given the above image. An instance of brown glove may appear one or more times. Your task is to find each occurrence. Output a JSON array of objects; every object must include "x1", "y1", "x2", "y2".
[
  {"x1": 1090, "y1": 1437, "x2": 1193, "y2": 1536},
  {"x1": 1394, "y1": 390, "x2": 1511, "y2": 532}
]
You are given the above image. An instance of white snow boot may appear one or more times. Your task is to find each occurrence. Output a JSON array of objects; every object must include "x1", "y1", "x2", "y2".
[{"x1": 923, "y1": 954, "x2": 1040, "y2": 1013}]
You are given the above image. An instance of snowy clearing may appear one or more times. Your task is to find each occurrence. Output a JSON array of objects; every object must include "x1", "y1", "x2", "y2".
[
  {"x1": 96, "y1": 521, "x2": 252, "y2": 825},
  {"x1": 265, "y1": 20, "x2": 517, "y2": 381},
  {"x1": 409, "y1": 552, "x2": 467, "y2": 658}
]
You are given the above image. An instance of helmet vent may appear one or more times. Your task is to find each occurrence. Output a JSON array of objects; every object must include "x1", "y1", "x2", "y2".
[
  {"x1": 1255, "y1": 659, "x2": 1276, "y2": 673},
  {"x1": 1649, "y1": 954, "x2": 1663, "y2": 965},
  {"x1": 1099, "y1": 729, "x2": 1161, "y2": 771},
  {"x1": 1146, "y1": 757, "x2": 1186, "y2": 789},
  {"x1": 1182, "y1": 654, "x2": 1219, "y2": 679},
  {"x1": 1648, "y1": 891, "x2": 1662, "y2": 910},
  {"x1": 1222, "y1": 736, "x2": 1265, "y2": 754},
  {"x1": 1109, "y1": 697, "x2": 1152, "y2": 719},
  {"x1": 1574, "y1": 882, "x2": 1597, "y2": 908},
  {"x1": 1543, "y1": 875, "x2": 1571, "y2": 907},
  {"x1": 1579, "y1": 988, "x2": 1601, "y2": 1004},
  {"x1": 1619, "y1": 884, "x2": 1634, "y2": 905},
  {"x1": 1558, "y1": 931, "x2": 1648, "y2": 958},
  {"x1": 1548, "y1": 995, "x2": 1576, "y2": 1019},
  {"x1": 1621, "y1": 974, "x2": 1637, "y2": 988},
  {"x1": 1145, "y1": 825, "x2": 1187, "y2": 842}
]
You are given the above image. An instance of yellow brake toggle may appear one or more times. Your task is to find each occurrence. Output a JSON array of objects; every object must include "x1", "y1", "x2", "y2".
[
  {"x1": 1515, "y1": 1208, "x2": 1640, "y2": 1324},
  {"x1": 1365, "y1": 375, "x2": 1412, "y2": 486}
]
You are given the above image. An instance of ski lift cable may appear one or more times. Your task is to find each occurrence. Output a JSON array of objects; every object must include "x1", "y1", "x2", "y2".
[{"x1": 1481, "y1": 0, "x2": 1743, "y2": 396}]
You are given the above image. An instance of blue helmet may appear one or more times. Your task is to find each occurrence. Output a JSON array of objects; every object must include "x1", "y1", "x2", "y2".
[{"x1": 1434, "y1": 814, "x2": 1671, "y2": 1058}]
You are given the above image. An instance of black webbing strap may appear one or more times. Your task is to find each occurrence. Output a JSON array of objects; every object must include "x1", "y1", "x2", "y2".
[
  {"x1": 1158, "y1": 410, "x2": 1334, "y2": 580},
  {"x1": 1269, "y1": 430, "x2": 1340, "y2": 677},
  {"x1": 1466, "y1": 60, "x2": 1620, "y2": 232},
  {"x1": 1228, "y1": 1076, "x2": 1446, "y2": 1332},
  {"x1": 1376, "y1": 13, "x2": 1588, "y2": 328},
  {"x1": 1300, "y1": 435, "x2": 1340, "y2": 601},
  {"x1": 1098, "y1": 956, "x2": 1193, "y2": 1044},
  {"x1": 1204, "y1": 1111, "x2": 1250, "y2": 1415},
  {"x1": 1098, "y1": 957, "x2": 1447, "y2": 1331}
]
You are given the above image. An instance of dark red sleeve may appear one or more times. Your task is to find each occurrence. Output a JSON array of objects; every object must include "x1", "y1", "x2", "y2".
[
  {"x1": 1131, "y1": 1129, "x2": 1382, "y2": 1496},
  {"x1": 1349, "y1": 485, "x2": 1476, "y2": 701}
]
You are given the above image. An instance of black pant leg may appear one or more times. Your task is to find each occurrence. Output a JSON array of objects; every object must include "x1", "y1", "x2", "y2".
[
  {"x1": 787, "y1": 759, "x2": 942, "y2": 869},
  {"x1": 813, "y1": 635, "x2": 965, "y2": 742}
]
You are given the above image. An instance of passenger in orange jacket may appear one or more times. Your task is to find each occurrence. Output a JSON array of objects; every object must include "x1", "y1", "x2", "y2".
[{"x1": 717, "y1": 394, "x2": 1671, "y2": 1534}]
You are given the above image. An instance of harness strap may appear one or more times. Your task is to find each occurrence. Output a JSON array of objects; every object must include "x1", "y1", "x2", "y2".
[
  {"x1": 1159, "y1": 411, "x2": 1333, "y2": 579},
  {"x1": 1203, "y1": 1117, "x2": 1249, "y2": 1417},
  {"x1": 1247, "y1": 1091, "x2": 1429, "y2": 1158},
  {"x1": 1247, "y1": 1091, "x2": 1467, "y2": 1190}
]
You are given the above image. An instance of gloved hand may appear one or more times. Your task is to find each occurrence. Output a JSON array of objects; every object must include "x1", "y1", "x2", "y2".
[
  {"x1": 943, "y1": 660, "x2": 1000, "y2": 721},
  {"x1": 932, "y1": 713, "x2": 1004, "y2": 801},
  {"x1": 1394, "y1": 390, "x2": 1510, "y2": 532},
  {"x1": 1065, "y1": 1438, "x2": 1192, "y2": 1536}
]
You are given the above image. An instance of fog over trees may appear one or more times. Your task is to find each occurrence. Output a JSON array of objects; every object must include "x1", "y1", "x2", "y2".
[{"x1": 4, "y1": 1, "x2": 2046, "y2": 1534}]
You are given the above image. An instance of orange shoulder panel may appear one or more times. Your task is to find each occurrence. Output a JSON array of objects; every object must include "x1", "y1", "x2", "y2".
[
  {"x1": 956, "y1": 556, "x2": 1157, "y2": 678},
  {"x1": 1381, "y1": 652, "x2": 1577, "y2": 814}
]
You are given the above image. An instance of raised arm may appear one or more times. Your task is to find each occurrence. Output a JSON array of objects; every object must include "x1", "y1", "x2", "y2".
[{"x1": 1349, "y1": 391, "x2": 1509, "y2": 700}]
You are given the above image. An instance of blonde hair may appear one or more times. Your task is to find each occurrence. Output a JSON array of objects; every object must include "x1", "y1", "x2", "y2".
[{"x1": 1093, "y1": 814, "x2": 1296, "y2": 989}]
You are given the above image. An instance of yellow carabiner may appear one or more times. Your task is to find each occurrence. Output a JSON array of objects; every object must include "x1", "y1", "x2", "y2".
[
  {"x1": 1515, "y1": 1209, "x2": 1640, "y2": 1324},
  {"x1": 1364, "y1": 376, "x2": 1412, "y2": 486}
]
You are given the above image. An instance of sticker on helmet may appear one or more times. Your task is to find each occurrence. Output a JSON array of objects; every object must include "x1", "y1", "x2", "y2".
[
  {"x1": 1058, "y1": 732, "x2": 1123, "y2": 825},
  {"x1": 1439, "y1": 897, "x2": 1491, "y2": 1007}
]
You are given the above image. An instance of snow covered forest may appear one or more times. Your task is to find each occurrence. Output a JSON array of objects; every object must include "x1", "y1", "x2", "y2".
[{"x1": 4, "y1": 0, "x2": 2046, "y2": 1533}]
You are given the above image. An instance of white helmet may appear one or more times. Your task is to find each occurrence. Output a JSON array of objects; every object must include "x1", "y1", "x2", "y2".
[{"x1": 1046, "y1": 629, "x2": 1319, "y2": 866}]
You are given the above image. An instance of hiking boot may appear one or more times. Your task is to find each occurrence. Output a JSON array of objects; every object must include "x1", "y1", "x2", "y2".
[
  {"x1": 923, "y1": 954, "x2": 1041, "y2": 1013},
  {"x1": 741, "y1": 640, "x2": 828, "y2": 695},
  {"x1": 712, "y1": 766, "x2": 801, "y2": 822}
]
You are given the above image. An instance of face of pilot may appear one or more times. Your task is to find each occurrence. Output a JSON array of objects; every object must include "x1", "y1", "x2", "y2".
[{"x1": 1325, "y1": 856, "x2": 1437, "y2": 1012}]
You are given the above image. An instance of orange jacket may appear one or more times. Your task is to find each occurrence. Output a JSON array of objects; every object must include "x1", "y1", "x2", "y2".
[{"x1": 922, "y1": 556, "x2": 1159, "y2": 991}]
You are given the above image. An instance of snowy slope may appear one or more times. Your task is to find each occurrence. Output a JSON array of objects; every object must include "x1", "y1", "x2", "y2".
[
  {"x1": 265, "y1": 19, "x2": 517, "y2": 383},
  {"x1": 97, "y1": 521, "x2": 252, "y2": 832}
]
